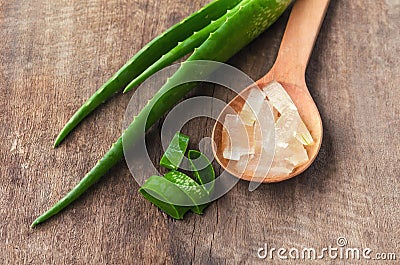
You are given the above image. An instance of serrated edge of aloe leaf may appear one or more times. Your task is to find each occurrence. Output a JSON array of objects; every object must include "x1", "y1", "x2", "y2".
[
  {"x1": 123, "y1": 2, "x2": 244, "y2": 93},
  {"x1": 53, "y1": 0, "x2": 245, "y2": 147}
]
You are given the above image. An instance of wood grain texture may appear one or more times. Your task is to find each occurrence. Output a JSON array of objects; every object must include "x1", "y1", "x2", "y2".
[{"x1": 0, "y1": 0, "x2": 398, "y2": 264}]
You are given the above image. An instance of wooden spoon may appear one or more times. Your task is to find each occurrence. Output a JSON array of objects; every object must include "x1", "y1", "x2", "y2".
[{"x1": 212, "y1": 0, "x2": 330, "y2": 183}]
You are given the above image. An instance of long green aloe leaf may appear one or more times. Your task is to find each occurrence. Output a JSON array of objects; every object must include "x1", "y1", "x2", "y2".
[
  {"x1": 32, "y1": 0, "x2": 292, "y2": 227},
  {"x1": 53, "y1": 0, "x2": 244, "y2": 147},
  {"x1": 122, "y1": 2, "x2": 235, "y2": 93}
]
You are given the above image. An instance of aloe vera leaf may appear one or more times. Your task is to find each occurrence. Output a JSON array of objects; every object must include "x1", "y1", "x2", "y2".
[
  {"x1": 159, "y1": 132, "x2": 189, "y2": 170},
  {"x1": 123, "y1": 1, "x2": 240, "y2": 93},
  {"x1": 163, "y1": 171, "x2": 208, "y2": 214},
  {"x1": 53, "y1": 0, "x2": 244, "y2": 147},
  {"x1": 188, "y1": 150, "x2": 215, "y2": 194},
  {"x1": 32, "y1": 0, "x2": 291, "y2": 227},
  {"x1": 139, "y1": 175, "x2": 190, "y2": 219}
]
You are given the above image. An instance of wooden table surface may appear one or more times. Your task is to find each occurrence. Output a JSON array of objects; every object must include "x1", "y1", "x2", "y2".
[{"x1": 1, "y1": 0, "x2": 399, "y2": 264}]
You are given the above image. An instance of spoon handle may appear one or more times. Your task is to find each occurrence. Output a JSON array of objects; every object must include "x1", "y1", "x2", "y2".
[{"x1": 271, "y1": 0, "x2": 330, "y2": 85}]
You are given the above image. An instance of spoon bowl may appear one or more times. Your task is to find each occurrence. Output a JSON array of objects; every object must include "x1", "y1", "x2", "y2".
[
  {"x1": 212, "y1": 79, "x2": 323, "y2": 183},
  {"x1": 212, "y1": 0, "x2": 329, "y2": 183}
]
